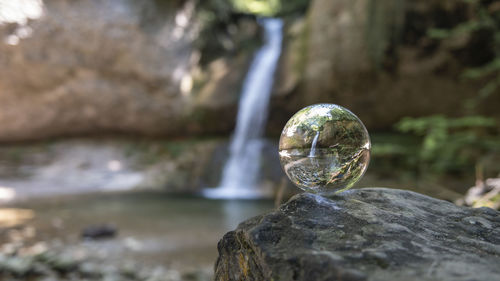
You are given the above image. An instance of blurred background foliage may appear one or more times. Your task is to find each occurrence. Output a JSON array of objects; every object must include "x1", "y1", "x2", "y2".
[
  {"x1": 395, "y1": 115, "x2": 498, "y2": 175},
  {"x1": 381, "y1": 0, "x2": 500, "y2": 184},
  {"x1": 199, "y1": 0, "x2": 309, "y2": 17},
  {"x1": 428, "y1": 0, "x2": 500, "y2": 109}
]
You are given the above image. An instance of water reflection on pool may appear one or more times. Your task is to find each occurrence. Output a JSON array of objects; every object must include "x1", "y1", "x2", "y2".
[{"x1": 11, "y1": 192, "x2": 275, "y2": 271}]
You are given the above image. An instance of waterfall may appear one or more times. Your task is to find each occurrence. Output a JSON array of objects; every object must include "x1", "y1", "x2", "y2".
[
  {"x1": 203, "y1": 18, "x2": 283, "y2": 199},
  {"x1": 309, "y1": 131, "x2": 320, "y2": 157}
]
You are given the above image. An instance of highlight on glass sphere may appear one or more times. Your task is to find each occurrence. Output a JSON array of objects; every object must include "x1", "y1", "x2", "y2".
[{"x1": 279, "y1": 104, "x2": 371, "y2": 195}]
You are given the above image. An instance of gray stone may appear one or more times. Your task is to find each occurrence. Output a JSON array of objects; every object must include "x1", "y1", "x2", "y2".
[
  {"x1": 0, "y1": 255, "x2": 34, "y2": 276},
  {"x1": 81, "y1": 224, "x2": 117, "y2": 240},
  {"x1": 214, "y1": 188, "x2": 500, "y2": 281}
]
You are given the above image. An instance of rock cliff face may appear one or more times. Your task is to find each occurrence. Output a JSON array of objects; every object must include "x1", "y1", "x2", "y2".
[
  {"x1": 214, "y1": 188, "x2": 500, "y2": 281},
  {"x1": 0, "y1": 0, "x2": 253, "y2": 141}
]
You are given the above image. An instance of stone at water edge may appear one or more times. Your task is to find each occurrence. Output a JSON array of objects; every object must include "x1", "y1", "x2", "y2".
[
  {"x1": 81, "y1": 224, "x2": 117, "y2": 240},
  {"x1": 214, "y1": 188, "x2": 500, "y2": 281}
]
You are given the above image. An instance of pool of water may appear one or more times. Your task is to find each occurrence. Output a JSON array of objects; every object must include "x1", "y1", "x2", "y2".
[{"x1": 4, "y1": 191, "x2": 275, "y2": 271}]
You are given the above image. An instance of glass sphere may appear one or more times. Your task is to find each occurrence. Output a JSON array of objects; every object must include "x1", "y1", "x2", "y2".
[{"x1": 279, "y1": 104, "x2": 370, "y2": 195}]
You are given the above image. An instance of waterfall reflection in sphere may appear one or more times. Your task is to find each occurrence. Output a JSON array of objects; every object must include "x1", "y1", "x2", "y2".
[{"x1": 279, "y1": 104, "x2": 371, "y2": 195}]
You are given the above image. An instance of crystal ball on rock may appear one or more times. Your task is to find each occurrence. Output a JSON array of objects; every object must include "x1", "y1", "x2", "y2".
[{"x1": 279, "y1": 104, "x2": 371, "y2": 195}]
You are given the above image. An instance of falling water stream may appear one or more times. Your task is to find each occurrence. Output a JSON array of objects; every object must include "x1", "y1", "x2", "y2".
[
  {"x1": 308, "y1": 131, "x2": 320, "y2": 157},
  {"x1": 203, "y1": 18, "x2": 283, "y2": 199}
]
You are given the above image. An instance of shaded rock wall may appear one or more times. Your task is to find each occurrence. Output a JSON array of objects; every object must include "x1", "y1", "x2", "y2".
[{"x1": 269, "y1": 0, "x2": 499, "y2": 132}]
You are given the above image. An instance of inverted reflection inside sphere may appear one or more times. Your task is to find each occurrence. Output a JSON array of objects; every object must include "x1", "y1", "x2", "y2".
[{"x1": 279, "y1": 104, "x2": 371, "y2": 195}]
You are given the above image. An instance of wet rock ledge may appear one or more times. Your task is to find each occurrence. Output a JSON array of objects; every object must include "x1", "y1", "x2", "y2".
[{"x1": 214, "y1": 188, "x2": 500, "y2": 281}]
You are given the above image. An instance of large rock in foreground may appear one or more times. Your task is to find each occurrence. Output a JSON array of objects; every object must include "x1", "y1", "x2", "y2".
[{"x1": 215, "y1": 188, "x2": 500, "y2": 281}]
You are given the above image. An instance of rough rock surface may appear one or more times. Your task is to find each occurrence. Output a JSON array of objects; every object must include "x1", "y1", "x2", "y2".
[
  {"x1": 215, "y1": 188, "x2": 500, "y2": 281},
  {"x1": 0, "y1": 0, "x2": 251, "y2": 141}
]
